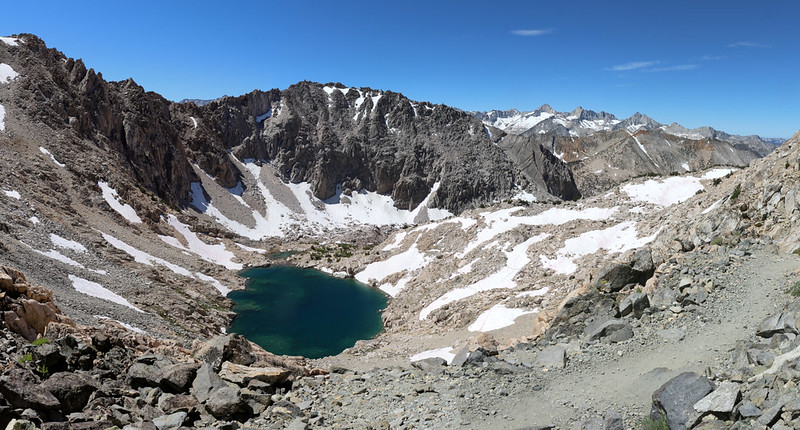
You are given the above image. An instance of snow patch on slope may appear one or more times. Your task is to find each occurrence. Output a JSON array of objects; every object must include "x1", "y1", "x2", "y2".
[
  {"x1": 0, "y1": 63, "x2": 18, "y2": 83},
  {"x1": 39, "y1": 147, "x2": 66, "y2": 167},
  {"x1": 540, "y1": 222, "x2": 659, "y2": 275},
  {"x1": 98, "y1": 181, "x2": 143, "y2": 224},
  {"x1": 0, "y1": 37, "x2": 20, "y2": 46},
  {"x1": 410, "y1": 347, "x2": 455, "y2": 364},
  {"x1": 69, "y1": 275, "x2": 143, "y2": 312},
  {"x1": 355, "y1": 244, "x2": 430, "y2": 297},
  {"x1": 100, "y1": 231, "x2": 230, "y2": 296},
  {"x1": 419, "y1": 233, "x2": 549, "y2": 320},
  {"x1": 50, "y1": 234, "x2": 87, "y2": 253},
  {"x1": 165, "y1": 215, "x2": 242, "y2": 270},
  {"x1": 468, "y1": 304, "x2": 537, "y2": 332},
  {"x1": 622, "y1": 169, "x2": 733, "y2": 207},
  {"x1": 459, "y1": 206, "x2": 617, "y2": 258},
  {"x1": 191, "y1": 159, "x2": 452, "y2": 240}
]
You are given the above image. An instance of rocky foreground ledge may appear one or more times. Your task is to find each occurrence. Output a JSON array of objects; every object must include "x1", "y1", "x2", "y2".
[
  {"x1": 2, "y1": 240, "x2": 800, "y2": 429},
  {"x1": 0, "y1": 265, "x2": 313, "y2": 430}
]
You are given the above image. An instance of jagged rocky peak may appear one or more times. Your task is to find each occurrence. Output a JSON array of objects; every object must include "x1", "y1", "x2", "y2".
[
  {"x1": 619, "y1": 112, "x2": 662, "y2": 131},
  {"x1": 0, "y1": 33, "x2": 203, "y2": 208},
  {"x1": 535, "y1": 103, "x2": 557, "y2": 114}
]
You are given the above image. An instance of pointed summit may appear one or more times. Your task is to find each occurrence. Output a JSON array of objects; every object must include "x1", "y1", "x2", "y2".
[
  {"x1": 569, "y1": 106, "x2": 585, "y2": 119},
  {"x1": 616, "y1": 112, "x2": 662, "y2": 131},
  {"x1": 536, "y1": 104, "x2": 557, "y2": 114}
]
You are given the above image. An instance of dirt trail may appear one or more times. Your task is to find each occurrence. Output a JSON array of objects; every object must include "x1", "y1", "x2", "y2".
[{"x1": 477, "y1": 249, "x2": 799, "y2": 428}]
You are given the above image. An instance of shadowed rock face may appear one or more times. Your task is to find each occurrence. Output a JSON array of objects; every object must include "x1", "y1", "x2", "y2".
[
  {"x1": 1, "y1": 35, "x2": 200, "y2": 208},
  {"x1": 195, "y1": 81, "x2": 581, "y2": 212},
  {"x1": 498, "y1": 135, "x2": 581, "y2": 200}
]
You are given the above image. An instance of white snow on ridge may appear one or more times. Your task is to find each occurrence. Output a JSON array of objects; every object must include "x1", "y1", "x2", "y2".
[
  {"x1": 0, "y1": 63, "x2": 18, "y2": 83},
  {"x1": 468, "y1": 304, "x2": 537, "y2": 332},
  {"x1": 681, "y1": 162, "x2": 690, "y2": 172},
  {"x1": 165, "y1": 214, "x2": 242, "y2": 270},
  {"x1": 190, "y1": 117, "x2": 198, "y2": 128},
  {"x1": 419, "y1": 233, "x2": 549, "y2": 320},
  {"x1": 38, "y1": 147, "x2": 65, "y2": 167},
  {"x1": 3, "y1": 189, "x2": 20, "y2": 199},
  {"x1": 50, "y1": 234, "x2": 87, "y2": 253},
  {"x1": 323, "y1": 86, "x2": 351, "y2": 96},
  {"x1": 540, "y1": 221, "x2": 659, "y2": 275},
  {"x1": 491, "y1": 111, "x2": 555, "y2": 134},
  {"x1": 98, "y1": 181, "x2": 143, "y2": 224},
  {"x1": 0, "y1": 104, "x2": 6, "y2": 131},
  {"x1": 626, "y1": 130, "x2": 659, "y2": 168},
  {"x1": 69, "y1": 275, "x2": 143, "y2": 312},
  {"x1": 0, "y1": 37, "x2": 19, "y2": 46}
]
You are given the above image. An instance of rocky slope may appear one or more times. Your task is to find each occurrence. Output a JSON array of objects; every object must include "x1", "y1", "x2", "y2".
[
  {"x1": 0, "y1": 265, "x2": 312, "y2": 430},
  {"x1": 474, "y1": 106, "x2": 780, "y2": 196}
]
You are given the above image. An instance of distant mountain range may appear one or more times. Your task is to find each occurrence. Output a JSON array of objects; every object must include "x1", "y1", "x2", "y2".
[
  {"x1": 472, "y1": 106, "x2": 783, "y2": 195},
  {"x1": 471, "y1": 106, "x2": 786, "y2": 148}
]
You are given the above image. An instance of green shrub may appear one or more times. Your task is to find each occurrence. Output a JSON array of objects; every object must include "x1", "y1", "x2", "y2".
[
  {"x1": 711, "y1": 237, "x2": 724, "y2": 246},
  {"x1": 792, "y1": 247, "x2": 800, "y2": 256},
  {"x1": 712, "y1": 178, "x2": 722, "y2": 186},
  {"x1": 18, "y1": 353, "x2": 33, "y2": 364},
  {"x1": 32, "y1": 337, "x2": 49, "y2": 346},
  {"x1": 731, "y1": 184, "x2": 741, "y2": 200},
  {"x1": 789, "y1": 281, "x2": 800, "y2": 297},
  {"x1": 639, "y1": 415, "x2": 669, "y2": 430}
]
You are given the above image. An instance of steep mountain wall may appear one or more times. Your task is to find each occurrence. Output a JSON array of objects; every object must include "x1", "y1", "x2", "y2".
[
  {"x1": 1, "y1": 35, "x2": 582, "y2": 214},
  {"x1": 190, "y1": 82, "x2": 580, "y2": 212}
]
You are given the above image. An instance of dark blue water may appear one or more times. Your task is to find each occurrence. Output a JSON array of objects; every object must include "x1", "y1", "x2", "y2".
[{"x1": 229, "y1": 266, "x2": 387, "y2": 359}]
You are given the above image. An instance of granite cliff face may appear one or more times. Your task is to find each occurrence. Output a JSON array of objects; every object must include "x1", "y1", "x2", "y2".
[
  {"x1": 189, "y1": 82, "x2": 581, "y2": 213},
  {"x1": 0, "y1": 35, "x2": 199, "y2": 208},
  {"x1": 1, "y1": 34, "x2": 583, "y2": 218}
]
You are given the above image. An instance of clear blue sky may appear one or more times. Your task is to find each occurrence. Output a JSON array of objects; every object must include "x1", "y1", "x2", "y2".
[{"x1": 2, "y1": 1, "x2": 798, "y2": 138}]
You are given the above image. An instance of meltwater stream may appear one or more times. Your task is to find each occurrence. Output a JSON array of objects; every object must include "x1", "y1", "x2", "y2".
[{"x1": 229, "y1": 266, "x2": 387, "y2": 359}]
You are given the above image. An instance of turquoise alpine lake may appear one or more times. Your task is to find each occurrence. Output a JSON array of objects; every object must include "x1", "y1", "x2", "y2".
[{"x1": 229, "y1": 266, "x2": 388, "y2": 359}]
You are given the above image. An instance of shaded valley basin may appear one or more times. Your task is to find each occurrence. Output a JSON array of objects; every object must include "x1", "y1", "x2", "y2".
[{"x1": 229, "y1": 266, "x2": 388, "y2": 359}]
